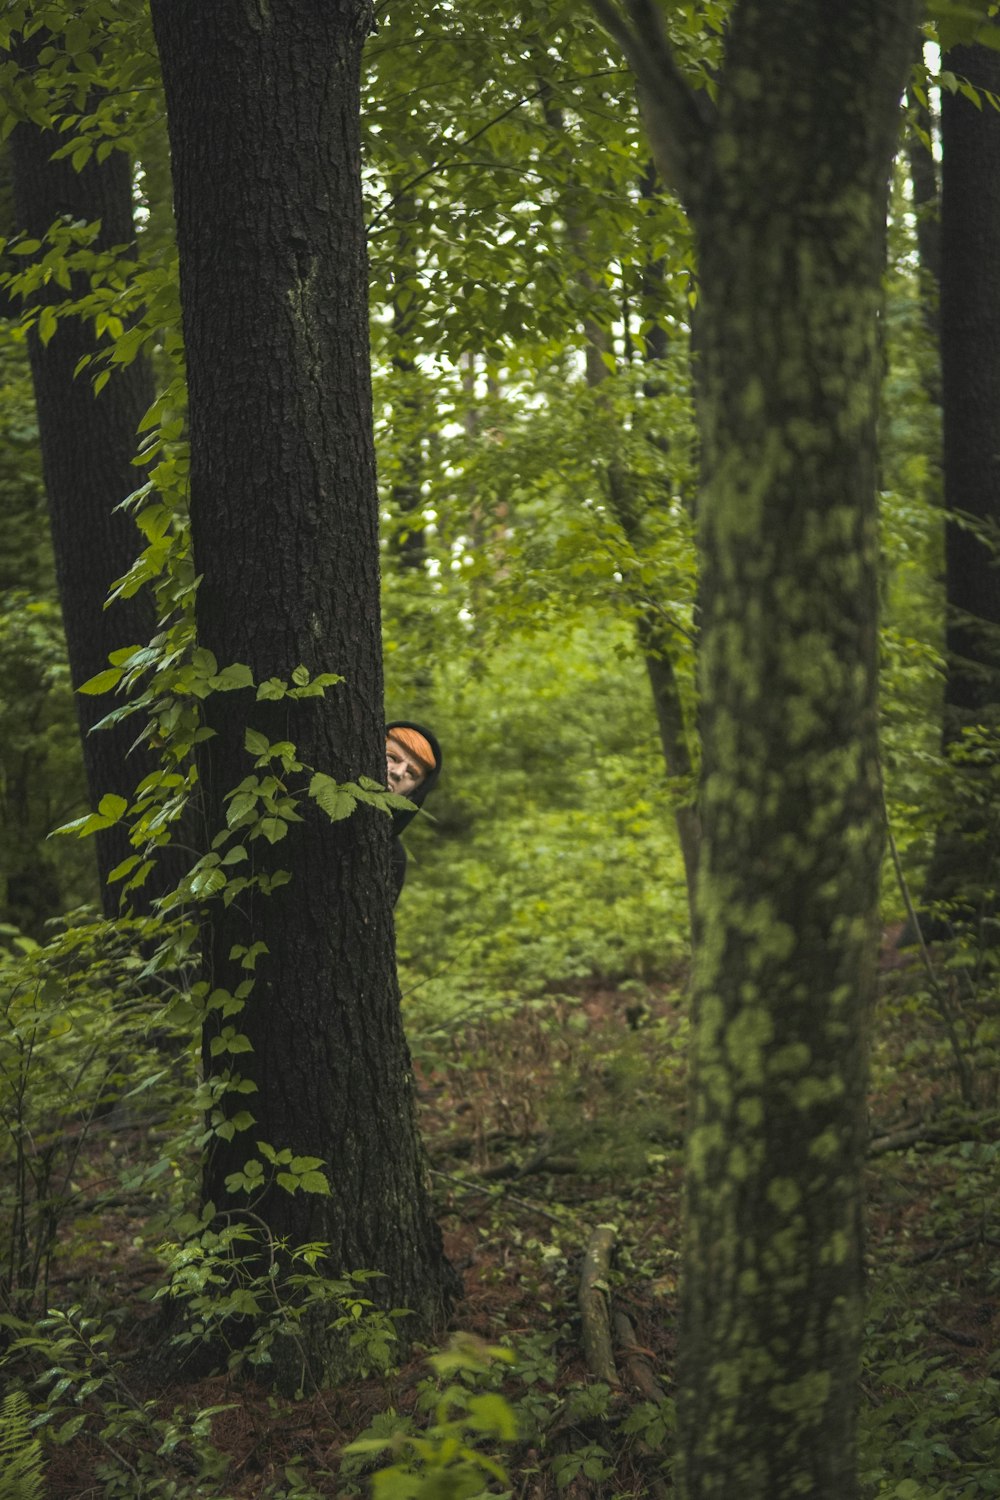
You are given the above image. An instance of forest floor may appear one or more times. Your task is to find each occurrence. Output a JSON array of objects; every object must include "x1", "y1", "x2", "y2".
[{"x1": 25, "y1": 928, "x2": 1000, "y2": 1498}]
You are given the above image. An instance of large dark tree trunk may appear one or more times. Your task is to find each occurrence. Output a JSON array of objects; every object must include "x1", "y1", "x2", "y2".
[
  {"x1": 594, "y1": 2, "x2": 916, "y2": 1494},
  {"x1": 149, "y1": 0, "x2": 455, "y2": 1366},
  {"x1": 919, "y1": 45, "x2": 1000, "y2": 931},
  {"x1": 939, "y1": 46, "x2": 1000, "y2": 700},
  {"x1": 8, "y1": 90, "x2": 158, "y2": 909}
]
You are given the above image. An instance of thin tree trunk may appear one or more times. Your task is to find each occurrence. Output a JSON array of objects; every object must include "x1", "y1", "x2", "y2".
[
  {"x1": 383, "y1": 185, "x2": 433, "y2": 695},
  {"x1": 150, "y1": 0, "x2": 456, "y2": 1371},
  {"x1": 387, "y1": 187, "x2": 427, "y2": 573},
  {"x1": 905, "y1": 50, "x2": 941, "y2": 351}
]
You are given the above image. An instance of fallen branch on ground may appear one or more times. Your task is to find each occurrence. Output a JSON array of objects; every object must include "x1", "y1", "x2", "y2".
[
  {"x1": 428, "y1": 1167, "x2": 567, "y2": 1226},
  {"x1": 869, "y1": 1115, "x2": 999, "y2": 1156},
  {"x1": 612, "y1": 1309, "x2": 665, "y2": 1403},
  {"x1": 579, "y1": 1223, "x2": 620, "y2": 1389}
]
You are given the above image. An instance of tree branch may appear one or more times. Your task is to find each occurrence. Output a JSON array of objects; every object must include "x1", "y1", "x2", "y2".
[{"x1": 591, "y1": 0, "x2": 714, "y2": 206}]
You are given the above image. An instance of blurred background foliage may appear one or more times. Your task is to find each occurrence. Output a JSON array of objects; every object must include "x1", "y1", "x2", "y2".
[{"x1": 0, "y1": 0, "x2": 957, "y2": 999}]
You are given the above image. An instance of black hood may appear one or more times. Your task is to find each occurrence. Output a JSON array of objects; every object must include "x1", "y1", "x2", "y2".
[{"x1": 386, "y1": 721, "x2": 442, "y2": 836}]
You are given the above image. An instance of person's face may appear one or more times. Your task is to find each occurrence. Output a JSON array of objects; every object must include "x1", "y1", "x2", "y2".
[{"x1": 386, "y1": 739, "x2": 427, "y2": 797}]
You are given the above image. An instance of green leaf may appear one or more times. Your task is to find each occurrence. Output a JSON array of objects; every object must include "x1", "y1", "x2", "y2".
[
  {"x1": 107, "y1": 854, "x2": 142, "y2": 883},
  {"x1": 309, "y1": 773, "x2": 357, "y2": 822},
  {"x1": 226, "y1": 794, "x2": 258, "y2": 827},
  {"x1": 54, "y1": 1412, "x2": 87, "y2": 1443},
  {"x1": 466, "y1": 1392, "x2": 520, "y2": 1439},
  {"x1": 209, "y1": 1028, "x2": 252, "y2": 1056},
  {"x1": 245, "y1": 728, "x2": 270, "y2": 756},
  {"x1": 78, "y1": 666, "x2": 123, "y2": 695},
  {"x1": 257, "y1": 817, "x2": 288, "y2": 844},
  {"x1": 298, "y1": 1171, "x2": 331, "y2": 1195},
  {"x1": 210, "y1": 662, "x2": 254, "y2": 691},
  {"x1": 38, "y1": 305, "x2": 58, "y2": 346},
  {"x1": 97, "y1": 794, "x2": 128, "y2": 820},
  {"x1": 108, "y1": 644, "x2": 145, "y2": 666},
  {"x1": 192, "y1": 647, "x2": 219, "y2": 676},
  {"x1": 64, "y1": 17, "x2": 91, "y2": 53},
  {"x1": 343, "y1": 1438, "x2": 393, "y2": 1456},
  {"x1": 928, "y1": 2, "x2": 1000, "y2": 53},
  {"x1": 190, "y1": 867, "x2": 227, "y2": 898},
  {"x1": 108, "y1": 322, "x2": 145, "y2": 364}
]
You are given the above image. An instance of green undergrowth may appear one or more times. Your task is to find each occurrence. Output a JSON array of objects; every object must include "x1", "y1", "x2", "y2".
[
  {"x1": 1, "y1": 979, "x2": 996, "y2": 1499},
  {"x1": 863, "y1": 942, "x2": 1000, "y2": 1500},
  {"x1": 861, "y1": 1140, "x2": 1000, "y2": 1499}
]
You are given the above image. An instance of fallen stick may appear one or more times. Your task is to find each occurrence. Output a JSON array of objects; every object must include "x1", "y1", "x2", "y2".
[
  {"x1": 613, "y1": 1309, "x2": 670, "y2": 1500},
  {"x1": 868, "y1": 1114, "x2": 998, "y2": 1156},
  {"x1": 904, "y1": 1230, "x2": 1000, "y2": 1266},
  {"x1": 428, "y1": 1167, "x2": 567, "y2": 1226},
  {"x1": 613, "y1": 1309, "x2": 665, "y2": 1403},
  {"x1": 579, "y1": 1223, "x2": 620, "y2": 1388}
]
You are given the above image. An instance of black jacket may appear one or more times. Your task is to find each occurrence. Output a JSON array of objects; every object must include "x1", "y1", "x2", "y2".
[{"x1": 386, "y1": 721, "x2": 441, "y2": 905}]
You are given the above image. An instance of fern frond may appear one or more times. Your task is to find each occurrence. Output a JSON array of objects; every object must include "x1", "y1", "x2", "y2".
[{"x1": 0, "y1": 1390, "x2": 45, "y2": 1500}]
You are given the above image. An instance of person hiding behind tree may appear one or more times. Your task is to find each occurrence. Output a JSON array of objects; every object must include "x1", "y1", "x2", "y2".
[{"x1": 386, "y1": 722, "x2": 441, "y2": 905}]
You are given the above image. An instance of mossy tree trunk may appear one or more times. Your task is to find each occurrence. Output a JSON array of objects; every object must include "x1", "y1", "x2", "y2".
[
  {"x1": 150, "y1": 0, "x2": 456, "y2": 1360},
  {"x1": 593, "y1": 2, "x2": 916, "y2": 1494}
]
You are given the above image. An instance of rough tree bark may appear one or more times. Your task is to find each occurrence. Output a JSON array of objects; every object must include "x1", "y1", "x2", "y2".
[
  {"x1": 593, "y1": 2, "x2": 917, "y2": 1495},
  {"x1": 920, "y1": 44, "x2": 1000, "y2": 930},
  {"x1": 149, "y1": 0, "x2": 456, "y2": 1365},
  {"x1": 7, "y1": 58, "x2": 158, "y2": 908}
]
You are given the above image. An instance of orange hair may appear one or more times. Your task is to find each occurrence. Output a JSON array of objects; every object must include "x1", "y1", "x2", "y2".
[{"x1": 387, "y1": 727, "x2": 435, "y2": 772}]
